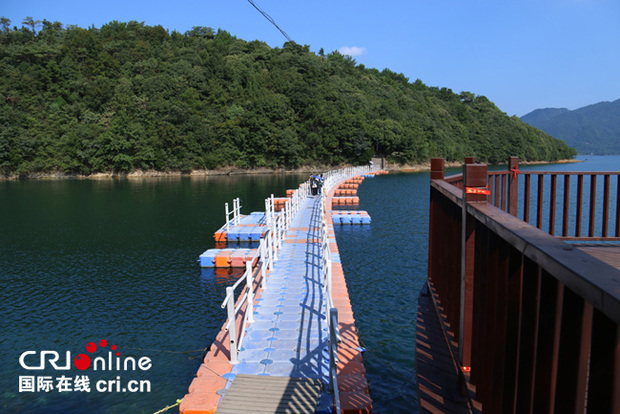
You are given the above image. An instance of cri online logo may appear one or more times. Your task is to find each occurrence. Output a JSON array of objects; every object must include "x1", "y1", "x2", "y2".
[
  {"x1": 75, "y1": 339, "x2": 119, "y2": 370},
  {"x1": 19, "y1": 339, "x2": 151, "y2": 371}
]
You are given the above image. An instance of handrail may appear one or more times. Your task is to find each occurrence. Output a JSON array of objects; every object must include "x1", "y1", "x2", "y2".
[
  {"x1": 219, "y1": 164, "x2": 372, "y2": 372},
  {"x1": 220, "y1": 241, "x2": 264, "y2": 364},
  {"x1": 517, "y1": 171, "x2": 620, "y2": 240},
  {"x1": 316, "y1": 163, "x2": 374, "y2": 411},
  {"x1": 443, "y1": 160, "x2": 620, "y2": 241},
  {"x1": 220, "y1": 182, "x2": 310, "y2": 364},
  {"x1": 428, "y1": 157, "x2": 620, "y2": 413},
  {"x1": 320, "y1": 192, "x2": 337, "y2": 332},
  {"x1": 224, "y1": 197, "x2": 241, "y2": 233},
  {"x1": 319, "y1": 187, "x2": 341, "y2": 410},
  {"x1": 328, "y1": 308, "x2": 341, "y2": 414}
]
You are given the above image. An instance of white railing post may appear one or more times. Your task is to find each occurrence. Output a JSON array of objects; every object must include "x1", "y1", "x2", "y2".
[
  {"x1": 265, "y1": 198, "x2": 271, "y2": 227},
  {"x1": 260, "y1": 237, "x2": 267, "y2": 289},
  {"x1": 238, "y1": 198, "x2": 241, "y2": 224},
  {"x1": 326, "y1": 257, "x2": 332, "y2": 299},
  {"x1": 328, "y1": 307, "x2": 341, "y2": 413},
  {"x1": 286, "y1": 200, "x2": 292, "y2": 228},
  {"x1": 233, "y1": 198, "x2": 239, "y2": 225},
  {"x1": 270, "y1": 194, "x2": 275, "y2": 221},
  {"x1": 246, "y1": 261, "x2": 255, "y2": 324},
  {"x1": 225, "y1": 202, "x2": 230, "y2": 232},
  {"x1": 267, "y1": 230, "x2": 274, "y2": 270},
  {"x1": 278, "y1": 216, "x2": 283, "y2": 250},
  {"x1": 225, "y1": 286, "x2": 239, "y2": 364},
  {"x1": 272, "y1": 219, "x2": 279, "y2": 262}
]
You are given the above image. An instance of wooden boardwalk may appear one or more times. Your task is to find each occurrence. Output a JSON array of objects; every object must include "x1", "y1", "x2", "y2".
[
  {"x1": 416, "y1": 283, "x2": 475, "y2": 414},
  {"x1": 576, "y1": 244, "x2": 620, "y2": 270}
]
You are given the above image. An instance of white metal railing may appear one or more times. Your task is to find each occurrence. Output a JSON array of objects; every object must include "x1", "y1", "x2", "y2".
[
  {"x1": 328, "y1": 308, "x2": 341, "y2": 414},
  {"x1": 220, "y1": 247, "x2": 260, "y2": 364},
  {"x1": 225, "y1": 198, "x2": 241, "y2": 233},
  {"x1": 316, "y1": 164, "x2": 378, "y2": 411},
  {"x1": 319, "y1": 190, "x2": 341, "y2": 411},
  {"x1": 220, "y1": 181, "x2": 310, "y2": 364},
  {"x1": 219, "y1": 165, "x2": 370, "y2": 368},
  {"x1": 322, "y1": 164, "x2": 375, "y2": 195}
]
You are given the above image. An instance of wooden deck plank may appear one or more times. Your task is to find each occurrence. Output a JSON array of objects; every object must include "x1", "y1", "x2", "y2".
[
  {"x1": 416, "y1": 284, "x2": 474, "y2": 414},
  {"x1": 576, "y1": 244, "x2": 620, "y2": 270},
  {"x1": 215, "y1": 375, "x2": 322, "y2": 414}
]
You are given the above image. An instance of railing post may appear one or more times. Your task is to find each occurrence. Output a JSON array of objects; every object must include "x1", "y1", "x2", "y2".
[
  {"x1": 267, "y1": 230, "x2": 274, "y2": 270},
  {"x1": 226, "y1": 286, "x2": 239, "y2": 364},
  {"x1": 234, "y1": 198, "x2": 240, "y2": 225},
  {"x1": 460, "y1": 162, "x2": 487, "y2": 369},
  {"x1": 463, "y1": 163, "x2": 488, "y2": 203},
  {"x1": 225, "y1": 202, "x2": 230, "y2": 232},
  {"x1": 430, "y1": 158, "x2": 445, "y2": 180},
  {"x1": 260, "y1": 238, "x2": 267, "y2": 289},
  {"x1": 428, "y1": 158, "x2": 445, "y2": 287},
  {"x1": 270, "y1": 194, "x2": 275, "y2": 221},
  {"x1": 286, "y1": 200, "x2": 291, "y2": 228},
  {"x1": 277, "y1": 216, "x2": 283, "y2": 251},
  {"x1": 464, "y1": 156, "x2": 476, "y2": 164},
  {"x1": 508, "y1": 156, "x2": 519, "y2": 217},
  {"x1": 272, "y1": 220, "x2": 279, "y2": 262},
  {"x1": 246, "y1": 261, "x2": 255, "y2": 324},
  {"x1": 329, "y1": 307, "x2": 341, "y2": 414}
]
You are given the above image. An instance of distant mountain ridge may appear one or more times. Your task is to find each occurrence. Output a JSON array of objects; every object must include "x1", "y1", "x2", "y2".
[{"x1": 521, "y1": 99, "x2": 620, "y2": 154}]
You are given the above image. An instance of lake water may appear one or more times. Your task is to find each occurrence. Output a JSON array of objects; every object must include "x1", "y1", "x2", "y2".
[{"x1": 1, "y1": 155, "x2": 618, "y2": 413}]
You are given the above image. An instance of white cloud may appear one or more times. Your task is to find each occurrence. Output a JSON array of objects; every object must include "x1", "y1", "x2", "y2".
[{"x1": 338, "y1": 46, "x2": 366, "y2": 57}]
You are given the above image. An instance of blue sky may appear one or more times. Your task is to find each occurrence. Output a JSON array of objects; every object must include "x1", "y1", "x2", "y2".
[{"x1": 3, "y1": 0, "x2": 620, "y2": 116}]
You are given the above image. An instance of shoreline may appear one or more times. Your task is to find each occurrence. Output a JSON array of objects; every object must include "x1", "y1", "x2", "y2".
[
  {"x1": 0, "y1": 158, "x2": 583, "y2": 180},
  {"x1": 386, "y1": 158, "x2": 582, "y2": 173}
]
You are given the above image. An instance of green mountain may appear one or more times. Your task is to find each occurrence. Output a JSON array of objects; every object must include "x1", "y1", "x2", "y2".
[
  {"x1": 521, "y1": 99, "x2": 620, "y2": 154},
  {"x1": 0, "y1": 19, "x2": 576, "y2": 176}
]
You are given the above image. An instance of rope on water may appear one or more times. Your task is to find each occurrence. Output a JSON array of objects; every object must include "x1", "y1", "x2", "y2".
[
  {"x1": 122, "y1": 347, "x2": 208, "y2": 360},
  {"x1": 123, "y1": 347, "x2": 207, "y2": 355},
  {"x1": 152, "y1": 398, "x2": 183, "y2": 414}
]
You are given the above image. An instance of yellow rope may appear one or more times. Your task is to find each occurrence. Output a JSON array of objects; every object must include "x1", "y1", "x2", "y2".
[
  {"x1": 123, "y1": 347, "x2": 207, "y2": 355},
  {"x1": 152, "y1": 398, "x2": 183, "y2": 414}
]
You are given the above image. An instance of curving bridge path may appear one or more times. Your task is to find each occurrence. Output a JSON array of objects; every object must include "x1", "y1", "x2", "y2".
[{"x1": 180, "y1": 169, "x2": 377, "y2": 414}]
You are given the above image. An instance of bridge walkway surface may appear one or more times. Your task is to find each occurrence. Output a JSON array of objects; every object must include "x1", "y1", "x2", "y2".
[
  {"x1": 181, "y1": 172, "x2": 373, "y2": 414},
  {"x1": 217, "y1": 195, "x2": 331, "y2": 412}
]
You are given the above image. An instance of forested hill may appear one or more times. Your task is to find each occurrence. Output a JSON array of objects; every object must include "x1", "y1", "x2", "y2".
[{"x1": 0, "y1": 19, "x2": 576, "y2": 176}]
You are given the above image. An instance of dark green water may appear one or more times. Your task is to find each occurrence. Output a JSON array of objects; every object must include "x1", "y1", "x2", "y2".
[
  {"x1": 334, "y1": 172, "x2": 428, "y2": 412},
  {"x1": 1, "y1": 155, "x2": 617, "y2": 413},
  {"x1": 0, "y1": 174, "x2": 306, "y2": 414}
]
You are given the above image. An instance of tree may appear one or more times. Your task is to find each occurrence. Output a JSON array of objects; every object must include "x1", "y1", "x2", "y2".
[
  {"x1": 0, "y1": 17, "x2": 11, "y2": 32},
  {"x1": 0, "y1": 18, "x2": 576, "y2": 177},
  {"x1": 22, "y1": 16, "x2": 42, "y2": 34},
  {"x1": 185, "y1": 26, "x2": 215, "y2": 39}
]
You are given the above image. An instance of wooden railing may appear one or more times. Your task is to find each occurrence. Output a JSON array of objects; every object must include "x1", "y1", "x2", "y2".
[
  {"x1": 439, "y1": 157, "x2": 620, "y2": 240},
  {"x1": 427, "y1": 157, "x2": 620, "y2": 414}
]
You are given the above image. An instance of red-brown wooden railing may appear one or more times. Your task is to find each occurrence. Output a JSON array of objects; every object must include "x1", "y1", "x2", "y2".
[
  {"x1": 442, "y1": 157, "x2": 620, "y2": 240},
  {"x1": 427, "y1": 157, "x2": 620, "y2": 414}
]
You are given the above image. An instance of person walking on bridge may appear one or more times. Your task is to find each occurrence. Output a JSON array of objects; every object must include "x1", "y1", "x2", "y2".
[{"x1": 310, "y1": 175, "x2": 318, "y2": 196}]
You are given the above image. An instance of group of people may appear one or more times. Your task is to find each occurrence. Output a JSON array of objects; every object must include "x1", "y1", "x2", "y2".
[{"x1": 310, "y1": 174, "x2": 324, "y2": 196}]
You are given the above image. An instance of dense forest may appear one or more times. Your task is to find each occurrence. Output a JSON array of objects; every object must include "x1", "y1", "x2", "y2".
[{"x1": 0, "y1": 18, "x2": 576, "y2": 176}]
